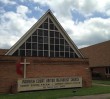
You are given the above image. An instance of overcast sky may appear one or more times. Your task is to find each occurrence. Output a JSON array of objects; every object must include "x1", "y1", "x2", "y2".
[{"x1": 0, "y1": 0, "x2": 110, "y2": 49}]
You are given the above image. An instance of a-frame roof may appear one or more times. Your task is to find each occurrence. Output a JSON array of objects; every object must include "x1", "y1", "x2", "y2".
[{"x1": 5, "y1": 10, "x2": 83, "y2": 58}]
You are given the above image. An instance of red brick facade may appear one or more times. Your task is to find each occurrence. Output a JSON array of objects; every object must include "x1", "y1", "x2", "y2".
[
  {"x1": 0, "y1": 55, "x2": 91, "y2": 93},
  {"x1": 80, "y1": 40, "x2": 110, "y2": 79}
]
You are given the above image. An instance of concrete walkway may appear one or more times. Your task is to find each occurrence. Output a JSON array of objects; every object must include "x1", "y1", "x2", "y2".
[{"x1": 60, "y1": 93, "x2": 110, "y2": 99}]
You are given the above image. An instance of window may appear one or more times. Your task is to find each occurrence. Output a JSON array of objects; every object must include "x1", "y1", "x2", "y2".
[
  {"x1": 38, "y1": 37, "x2": 43, "y2": 43},
  {"x1": 50, "y1": 51, "x2": 54, "y2": 57},
  {"x1": 65, "y1": 46, "x2": 69, "y2": 51},
  {"x1": 60, "y1": 52, "x2": 64, "y2": 57},
  {"x1": 55, "y1": 45, "x2": 59, "y2": 51},
  {"x1": 65, "y1": 40, "x2": 69, "y2": 45},
  {"x1": 49, "y1": 18, "x2": 53, "y2": 24},
  {"x1": 60, "y1": 45, "x2": 64, "y2": 51},
  {"x1": 32, "y1": 50, "x2": 37, "y2": 56},
  {"x1": 60, "y1": 39, "x2": 64, "y2": 44},
  {"x1": 32, "y1": 36, "x2": 37, "y2": 42},
  {"x1": 44, "y1": 30, "x2": 48, "y2": 36},
  {"x1": 55, "y1": 32, "x2": 59, "y2": 38},
  {"x1": 32, "y1": 43, "x2": 37, "y2": 49},
  {"x1": 106, "y1": 67, "x2": 110, "y2": 74},
  {"x1": 38, "y1": 44, "x2": 43, "y2": 50},
  {"x1": 55, "y1": 26, "x2": 58, "y2": 30},
  {"x1": 26, "y1": 43, "x2": 31, "y2": 49},
  {"x1": 70, "y1": 48, "x2": 74, "y2": 52},
  {"x1": 39, "y1": 24, "x2": 43, "y2": 28},
  {"x1": 20, "y1": 43, "x2": 25, "y2": 49},
  {"x1": 65, "y1": 52, "x2": 69, "y2": 58},
  {"x1": 70, "y1": 53, "x2": 75, "y2": 58},
  {"x1": 50, "y1": 24, "x2": 54, "y2": 30},
  {"x1": 55, "y1": 52, "x2": 59, "y2": 57},
  {"x1": 20, "y1": 50, "x2": 25, "y2": 56},
  {"x1": 50, "y1": 45, "x2": 54, "y2": 51},
  {"x1": 26, "y1": 37, "x2": 31, "y2": 42},
  {"x1": 13, "y1": 50, "x2": 18, "y2": 56},
  {"x1": 50, "y1": 38, "x2": 54, "y2": 44},
  {"x1": 44, "y1": 51, "x2": 48, "y2": 57},
  {"x1": 55, "y1": 38, "x2": 59, "y2": 44},
  {"x1": 26, "y1": 50, "x2": 31, "y2": 56},
  {"x1": 60, "y1": 34, "x2": 63, "y2": 38},
  {"x1": 38, "y1": 29, "x2": 43, "y2": 35},
  {"x1": 38, "y1": 30, "x2": 43, "y2": 36},
  {"x1": 75, "y1": 53, "x2": 78, "y2": 58},
  {"x1": 32, "y1": 31, "x2": 37, "y2": 35},
  {"x1": 44, "y1": 18, "x2": 48, "y2": 23},
  {"x1": 50, "y1": 31, "x2": 54, "y2": 37},
  {"x1": 13, "y1": 17, "x2": 77, "y2": 58},
  {"x1": 44, "y1": 37, "x2": 48, "y2": 43},
  {"x1": 38, "y1": 51, "x2": 43, "y2": 56},
  {"x1": 44, "y1": 44, "x2": 48, "y2": 50},
  {"x1": 44, "y1": 23, "x2": 48, "y2": 29}
]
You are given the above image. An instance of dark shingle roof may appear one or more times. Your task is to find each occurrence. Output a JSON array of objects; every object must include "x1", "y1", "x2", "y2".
[{"x1": 80, "y1": 40, "x2": 110, "y2": 67}]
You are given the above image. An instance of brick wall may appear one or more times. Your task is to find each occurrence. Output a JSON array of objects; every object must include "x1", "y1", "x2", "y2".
[{"x1": 0, "y1": 56, "x2": 92, "y2": 93}]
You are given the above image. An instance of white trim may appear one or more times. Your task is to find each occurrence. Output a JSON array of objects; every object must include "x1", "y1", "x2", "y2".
[
  {"x1": 5, "y1": 10, "x2": 83, "y2": 58},
  {"x1": 48, "y1": 11, "x2": 83, "y2": 58},
  {"x1": 5, "y1": 10, "x2": 49, "y2": 55}
]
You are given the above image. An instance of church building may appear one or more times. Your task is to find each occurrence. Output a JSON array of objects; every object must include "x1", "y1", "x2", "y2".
[
  {"x1": 80, "y1": 40, "x2": 110, "y2": 79},
  {"x1": 0, "y1": 10, "x2": 91, "y2": 93}
]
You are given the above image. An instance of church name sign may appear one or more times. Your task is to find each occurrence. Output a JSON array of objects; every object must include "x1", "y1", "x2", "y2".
[{"x1": 18, "y1": 77, "x2": 82, "y2": 91}]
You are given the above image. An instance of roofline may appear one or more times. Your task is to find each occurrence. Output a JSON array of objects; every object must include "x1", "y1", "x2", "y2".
[
  {"x1": 48, "y1": 11, "x2": 84, "y2": 58},
  {"x1": 6, "y1": 10, "x2": 83, "y2": 58},
  {"x1": 80, "y1": 40, "x2": 110, "y2": 50},
  {"x1": 5, "y1": 10, "x2": 50, "y2": 55}
]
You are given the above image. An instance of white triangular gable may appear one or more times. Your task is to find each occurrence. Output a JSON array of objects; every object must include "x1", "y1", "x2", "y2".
[{"x1": 5, "y1": 10, "x2": 83, "y2": 58}]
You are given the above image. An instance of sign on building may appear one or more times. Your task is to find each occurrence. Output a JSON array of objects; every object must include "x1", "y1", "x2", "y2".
[{"x1": 18, "y1": 77, "x2": 82, "y2": 92}]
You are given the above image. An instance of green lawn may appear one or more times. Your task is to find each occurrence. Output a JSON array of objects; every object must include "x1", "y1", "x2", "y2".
[
  {"x1": 0, "y1": 85, "x2": 110, "y2": 99},
  {"x1": 93, "y1": 80, "x2": 110, "y2": 85}
]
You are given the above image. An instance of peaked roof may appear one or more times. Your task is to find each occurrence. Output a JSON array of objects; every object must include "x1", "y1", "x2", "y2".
[
  {"x1": 80, "y1": 40, "x2": 110, "y2": 67},
  {"x1": 5, "y1": 10, "x2": 83, "y2": 58}
]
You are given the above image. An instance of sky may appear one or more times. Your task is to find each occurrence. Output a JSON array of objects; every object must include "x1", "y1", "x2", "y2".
[{"x1": 0, "y1": 0, "x2": 110, "y2": 49}]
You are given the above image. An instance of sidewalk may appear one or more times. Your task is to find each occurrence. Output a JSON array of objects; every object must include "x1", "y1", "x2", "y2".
[{"x1": 60, "y1": 93, "x2": 110, "y2": 99}]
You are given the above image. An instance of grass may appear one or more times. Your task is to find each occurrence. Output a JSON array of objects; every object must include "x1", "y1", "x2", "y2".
[
  {"x1": 0, "y1": 85, "x2": 110, "y2": 99},
  {"x1": 93, "y1": 80, "x2": 110, "y2": 85}
]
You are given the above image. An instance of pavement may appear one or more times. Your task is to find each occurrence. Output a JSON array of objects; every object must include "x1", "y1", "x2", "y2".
[{"x1": 60, "y1": 93, "x2": 110, "y2": 99}]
